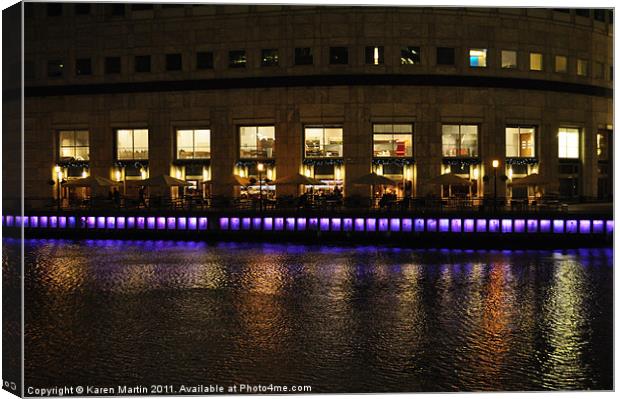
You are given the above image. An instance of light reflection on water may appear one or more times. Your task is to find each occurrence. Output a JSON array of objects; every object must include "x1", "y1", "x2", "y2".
[{"x1": 7, "y1": 239, "x2": 612, "y2": 392}]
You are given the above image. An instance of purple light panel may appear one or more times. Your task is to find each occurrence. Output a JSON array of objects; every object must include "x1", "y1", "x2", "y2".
[
  {"x1": 15, "y1": 216, "x2": 22, "y2": 227},
  {"x1": 606, "y1": 220, "x2": 614, "y2": 235},
  {"x1": 514, "y1": 219, "x2": 525, "y2": 233},
  {"x1": 6, "y1": 216, "x2": 14, "y2": 227},
  {"x1": 366, "y1": 218, "x2": 377, "y2": 232},
  {"x1": 230, "y1": 217, "x2": 240, "y2": 231},
  {"x1": 107, "y1": 217, "x2": 115, "y2": 229},
  {"x1": 137, "y1": 217, "x2": 145, "y2": 229},
  {"x1": 331, "y1": 218, "x2": 342, "y2": 231},
  {"x1": 275, "y1": 218, "x2": 284, "y2": 231},
  {"x1": 539, "y1": 220, "x2": 551, "y2": 233},
  {"x1": 156, "y1": 217, "x2": 166, "y2": 230},
  {"x1": 426, "y1": 219, "x2": 437, "y2": 232},
  {"x1": 147, "y1": 217, "x2": 156, "y2": 230},
  {"x1": 116, "y1": 217, "x2": 126, "y2": 229},
  {"x1": 126, "y1": 217, "x2": 135, "y2": 229},
  {"x1": 49, "y1": 216, "x2": 58, "y2": 228},
  {"x1": 464, "y1": 219, "x2": 474, "y2": 233},
  {"x1": 320, "y1": 218, "x2": 330, "y2": 231},
  {"x1": 30, "y1": 216, "x2": 39, "y2": 228},
  {"x1": 264, "y1": 217, "x2": 273, "y2": 231},
  {"x1": 198, "y1": 217, "x2": 208, "y2": 230},
  {"x1": 220, "y1": 217, "x2": 229, "y2": 230},
  {"x1": 354, "y1": 218, "x2": 365, "y2": 232},
  {"x1": 297, "y1": 218, "x2": 307, "y2": 231},
  {"x1": 439, "y1": 219, "x2": 449, "y2": 233},
  {"x1": 579, "y1": 220, "x2": 591, "y2": 234},
  {"x1": 488, "y1": 219, "x2": 500, "y2": 233},
  {"x1": 242, "y1": 217, "x2": 251, "y2": 230},
  {"x1": 390, "y1": 218, "x2": 401, "y2": 232},
  {"x1": 308, "y1": 218, "x2": 318, "y2": 230},
  {"x1": 402, "y1": 218, "x2": 412, "y2": 232},
  {"x1": 22, "y1": 217, "x2": 29, "y2": 228},
  {"x1": 167, "y1": 217, "x2": 176, "y2": 230},
  {"x1": 343, "y1": 218, "x2": 353, "y2": 232},
  {"x1": 253, "y1": 217, "x2": 262, "y2": 230},
  {"x1": 68, "y1": 216, "x2": 76, "y2": 228},
  {"x1": 476, "y1": 219, "x2": 486, "y2": 233},
  {"x1": 58, "y1": 216, "x2": 67, "y2": 229},
  {"x1": 592, "y1": 220, "x2": 604, "y2": 234},
  {"x1": 188, "y1": 217, "x2": 197, "y2": 230},
  {"x1": 86, "y1": 216, "x2": 94, "y2": 229},
  {"x1": 501, "y1": 219, "x2": 512, "y2": 233},
  {"x1": 553, "y1": 220, "x2": 564, "y2": 234},
  {"x1": 97, "y1": 216, "x2": 106, "y2": 229},
  {"x1": 527, "y1": 219, "x2": 538, "y2": 232},
  {"x1": 378, "y1": 218, "x2": 389, "y2": 232},
  {"x1": 286, "y1": 217, "x2": 295, "y2": 231},
  {"x1": 565, "y1": 220, "x2": 577, "y2": 234},
  {"x1": 177, "y1": 217, "x2": 187, "y2": 230},
  {"x1": 414, "y1": 219, "x2": 425, "y2": 232},
  {"x1": 40, "y1": 216, "x2": 49, "y2": 228},
  {"x1": 451, "y1": 219, "x2": 462, "y2": 233}
]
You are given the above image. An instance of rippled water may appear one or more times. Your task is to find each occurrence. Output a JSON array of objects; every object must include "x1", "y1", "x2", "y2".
[{"x1": 5, "y1": 239, "x2": 613, "y2": 392}]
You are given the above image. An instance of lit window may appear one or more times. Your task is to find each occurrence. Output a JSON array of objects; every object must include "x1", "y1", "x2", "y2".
[
  {"x1": 555, "y1": 55, "x2": 567, "y2": 73},
  {"x1": 373, "y1": 124, "x2": 413, "y2": 157},
  {"x1": 229, "y1": 50, "x2": 246, "y2": 68},
  {"x1": 529, "y1": 52, "x2": 543, "y2": 71},
  {"x1": 116, "y1": 129, "x2": 149, "y2": 160},
  {"x1": 558, "y1": 128, "x2": 580, "y2": 159},
  {"x1": 365, "y1": 46, "x2": 384, "y2": 65},
  {"x1": 261, "y1": 49, "x2": 279, "y2": 67},
  {"x1": 442, "y1": 125, "x2": 478, "y2": 157},
  {"x1": 506, "y1": 126, "x2": 535, "y2": 157},
  {"x1": 597, "y1": 132, "x2": 609, "y2": 160},
  {"x1": 501, "y1": 50, "x2": 517, "y2": 69},
  {"x1": 176, "y1": 129, "x2": 210, "y2": 159},
  {"x1": 239, "y1": 126, "x2": 275, "y2": 159},
  {"x1": 401, "y1": 47, "x2": 421, "y2": 65},
  {"x1": 577, "y1": 59, "x2": 588, "y2": 76},
  {"x1": 304, "y1": 126, "x2": 343, "y2": 158},
  {"x1": 469, "y1": 49, "x2": 487, "y2": 67},
  {"x1": 59, "y1": 130, "x2": 89, "y2": 161}
]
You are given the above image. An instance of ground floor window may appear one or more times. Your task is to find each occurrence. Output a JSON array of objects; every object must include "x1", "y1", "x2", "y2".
[
  {"x1": 303, "y1": 163, "x2": 344, "y2": 195},
  {"x1": 558, "y1": 160, "x2": 580, "y2": 198},
  {"x1": 372, "y1": 163, "x2": 414, "y2": 198},
  {"x1": 441, "y1": 163, "x2": 479, "y2": 198},
  {"x1": 235, "y1": 162, "x2": 276, "y2": 200}
]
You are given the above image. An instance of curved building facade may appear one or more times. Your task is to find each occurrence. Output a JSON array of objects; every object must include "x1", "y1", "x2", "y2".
[{"x1": 22, "y1": 3, "x2": 614, "y2": 204}]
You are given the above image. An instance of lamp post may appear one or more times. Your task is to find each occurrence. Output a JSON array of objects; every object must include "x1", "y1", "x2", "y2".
[
  {"x1": 55, "y1": 165, "x2": 63, "y2": 210},
  {"x1": 257, "y1": 162, "x2": 264, "y2": 212},
  {"x1": 492, "y1": 159, "x2": 499, "y2": 212}
]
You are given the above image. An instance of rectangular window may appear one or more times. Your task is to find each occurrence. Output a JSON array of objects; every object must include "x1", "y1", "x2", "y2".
[
  {"x1": 365, "y1": 46, "x2": 384, "y2": 65},
  {"x1": 401, "y1": 47, "x2": 421, "y2": 65},
  {"x1": 597, "y1": 132, "x2": 609, "y2": 160},
  {"x1": 501, "y1": 50, "x2": 517, "y2": 69},
  {"x1": 558, "y1": 128, "x2": 580, "y2": 159},
  {"x1": 530, "y1": 52, "x2": 543, "y2": 71},
  {"x1": 59, "y1": 130, "x2": 89, "y2": 161},
  {"x1": 75, "y1": 58, "x2": 91, "y2": 75},
  {"x1": 229, "y1": 50, "x2": 246, "y2": 68},
  {"x1": 595, "y1": 62, "x2": 605, "y2": 79},
  {"x1": 329, "y1": 47, "x2": 348, "y2": 65},
  {"x1": 555, "y1": 55, "x2": 567, "y2": 73},
  {"x1": 176, "y1": 129, "x2": 211, "y2": 159},
  {"x1": 577, "y1": 59, "x2": 588, "y2": 76},
  {"x1": 105, "y1": 57, "x2": 121, "y2": 74},
  {"x1": 442, "y1": 125, "x2": 479, "y2": 157},
  {"x1": 116, "y1": 129, "x2": 149, "y2": 160},
  {"x1": 166, "y1": 54, "x2": 182, "y2": 71},
  {"x1": 575, "y1": 9, "x2": 590, "y2": 18},
  {"x1": 372, "y1": 124, "x2": 413, "y2": 157},
  {"x1": 74, "y1": 4, "x2": 90, "y2": 15},
  {"x1": 594, "y1": 9, "x2": 606, "y2": 21},
  {"x1": 47, "y1": 60, "x2": 64, "y2": 77},
  {"x1": 469, "y1": 49, "x2": 487, "y2": 67},
  {"x1": 304, "y1": 126, "x2": 343, "y2": 158},
  {"x1": 196, "y1": 51, "x2": 213, "y2": 69},
  {"x1": 135, "y1": 55, "x2": 151, "y2": 73},
  {"x1": 506, "y1": 126, "x2": 536, "y2": 158},
  {"x1": 261, "y1": 49, "x2": 279, "y2": 66},
  {"x1": 294, "y1": 47, "x2": 313, "y2": 65},
  {"x1": 239, "y1": 126, "x2": 276, "y2": 159},
  {"x1": 436, "y1": 47, "x2": 455, "y2": 65}
]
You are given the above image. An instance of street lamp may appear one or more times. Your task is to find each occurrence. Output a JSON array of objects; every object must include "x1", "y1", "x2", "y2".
[
  {"x1": 55, "y1": 165, "x2": 63, "y2": 210},
  {"x1": 492, "y1": 159, "x2": 499, "y2": 212},
  {"x1": 257, "y1": 162, "x2": 265, "y2": 212}
]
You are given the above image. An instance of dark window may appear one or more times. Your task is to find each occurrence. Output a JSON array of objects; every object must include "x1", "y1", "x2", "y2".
[
  {"x1": 365, "y1": 46, "x2": 384, "y2": 65},
  {"x1": 47, "y1": 60, "x2": 64, "y2": 78},
  {"x1": 594, "y1": 9, "x2": 606, "y2": 21},
  {"x1": 401, "y1": 47, "x2": 421, "y2": 65},
  {"x1": 74, "y1": 4, "x2": 90, "y2": 15},
  {"x1": 553, "y1": 8, "x2": 569, "y2": 13},
  {"x1": 47, "y1": 4, "x2": 62, "y2": 17},
  {"x1": 575, "y1": 9, "x2": 590, "y2": 17},
  {"x1": 135, "y1": 55, "x2": 151, "y2": 73},
  {"x1": 329, "y1": 47, "x2": 348, "y2": 65},
  {"x1": 125, "y1": 165, "x2": 142, "y2": 176},
  {"x1": 131, "y1": 4, "x2": 154, "y2": 11},
  {"x1": 608, "y1": 10, "x2": 613, "y2": 24},
  {"x1": 185, "y1": 164, "x2": 203, "y2": 176},
  {"x1": 25, "y1": 2, "x2": 35, "y2": 18},
  {"x1": 261, "y1": 49, "x2": 279, "y2": 66},
  {"x1": 314, "y1": 164, "x2": 334, "y2": 176},
  {"x1": 75, "y1": 58, "x2": 92, "y2": 75},
  {"x1": 108, "y1": 4, "x2": 126, "y2": 16},
  {"x1": 196, "y1": 51, "x2": 213, "y2": 69},
  {"x1": 67, "y1": 166, "x2": 84, "y2": 177},
  {"x1": 382, "y1": 164, "x2": 404, "y2": 175},
  {"x1": 511, "y1": 164, "x2": 528, "y2": 175},
  {"x1": 166, "y1": 53, "x2": 182, "y2": 71},
  {"x1": 25, "y1": 61, "x2": 35, "y2": 80},
  {"x1": 229, "y1": 50, "x2": 246, "y2": 68},
  {"x1": 436, "y1": 47, "x2": 455, "y2": 65},
  {"x1": 105, "y1": 57, "x2": 121, "y2": 74},
  {"x1": 294, "y1": 47, "x2": 313, "y2": 65}
]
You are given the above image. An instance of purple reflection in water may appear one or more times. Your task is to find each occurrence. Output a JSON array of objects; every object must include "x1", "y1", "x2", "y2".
[
  {"x1": 137, "y1": 217, "x2": 145, "y2": 229},
  {"x1": 592, "y1": 220, "x2": 604, "y2": 234},
  {"x1": 501, "y1": 219, "x2": 512, "y2": 233},
  {"x1": 147, "y1": 217, "x2": 156, "y2": 230},
  {"x1": 253, "y1": 217, "x2": 262, "y2": 230},
  {"x1": 438, "y1": 219, "x2": 449, "y2": 233},
  {"x1": 297, "y1": 218, "x2": 307, "y2": 231},
  {"x1": 553, "y1": 220, "x2": 564, "y2": 234},
  {"x1": 331, "y1": 218, "x2": 342, "y2": 231},
  {"x1": 264, "y1": 217, "x2": 273, "y2": 231},
  {"x1": 320, "y1": 218, "x2": 330, "y2": 231},
  {"x1": 167, "y1": 217, "x2": 176, "y2": 230},
  {"x1": 308, "y1": 218, "x2": 318, "y2": 231},
  {"x1": 275, "y1": 218, "x2": 284, "y2": 231},
  {"x1": 30, "y1": 216, "x2": 39, "y2": 228},
  {"x1": 464, "y1": 219, "x2": 474, "y2": 233},
  {"x1": 286, "y1": 217, "x2": 295, "y2": 231},
  {"x1": 157, "y1": 217, "x2": 166, "y2": 230},
  {"x1": 49, "y1": 216, "x2": 58, "y2": 229},
  {"x1": 606, "y1": 220, "x2": 613, "y2": 234},
  {"x1": 242, "y1": 217, "x2": 251, "y2": 230},
  {"x1": 579, "y1": 220, "x2": 591, "y2": 234},
  {"x1": 476, "y1": 219, "x2": 486, "y2": 233},
  {"x1": 188, "y1": 217, "x2": 197, "y2": 230},
  {"x1": 107, "y1": 217, "x2": 115, "y2": 229},
  {"x1": 488, "y1": 219, "x2": 500, "y2": 233},
  {"x1": 514, "y1": 219, "x2": 525, "y2": 233},
  {"x1": 540, "y1": 220, "x2": 551, "y2": 233},
  {"x1": 451, "y1": 219, "x2": 461, "y2": 233},
  {"x1": 220, "y1": 217, "x2": 229, "y2": 230},
  {"x1": 343, "y1": 218, "x2": 353, "y2": 232},
  {"x1": 68, "y1": 216, "x2": 76, "y2": 228},
  {"x1": 177, "y1": 217, "x2": 187, "y2": 230},
  {"x1": 366, "y1": 218, "x2": 376, "y2": 232},
  {"x1": 116, "y1": 217, "x2": 126, "y2": 229},
  {"x1": 566, "y1": 220, "x2": 577, "y2": 234},
  {"x1": 58, "y1": 216, "x2": 67, "y2": 229},
  {"x1": 198, "y1": 217, "x2": 208, "y2": 230},
  {"x1": 402, "y1": 218, "x2": 412, "y2": 232},
  {"x1": 230, "y1": 218, "x2": 240, "y2": 231},
  {"x1": 97, "y1": 217, "x2": 106, "y2": 229},
  {"x1": 354, "y1": 218, "x2": 365, "y2": 232},
  {"x1": 414, "y1": 219, "x2": 424, "y2": 232},
  {"x1": 390, "y1": 218, "x2": 400, "y2": 232},
  {"x1": 426, "y1": 219, "x2": 437, "y2": 232},
  {"x1": 527, "y1": 219, "x2": 538, "y2": 232},
  {"x1": 378, "y1": 218, "x2": 389, "y2": 232},
  {"x1": 86, "y1": 216, "x2": 94, "y2": 229}
]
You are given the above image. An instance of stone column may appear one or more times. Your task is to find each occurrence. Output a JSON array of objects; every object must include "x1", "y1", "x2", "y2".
[
  {"x1": 344, "y1": 102, "x2": 372, "y2": 197},
  {"x1": 210, "y1": 106, "x2": 235, "y2": 198},
  {"x1": 275, "y1": 104, "x2": 302, "y2": 197}
]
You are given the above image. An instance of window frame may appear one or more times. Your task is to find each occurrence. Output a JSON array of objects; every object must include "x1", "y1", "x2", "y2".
[
  {"x1": 58, "y1": 130, "x2": 90, "y2": 161},
  {"x1": 228, "y1": 50, "x2": 247, "y2": 68},
  {"x1": 372, "y1": 124, "x2": 414, "y2": 158},
  {"x1": 554, "y1": 55, "x2": 568, "y2": 73},
  {"x1": 329, "y1": 47, "x2": 349, "y2": 65},
  {"x1": 175, "y1": 129, "x2": 211, "y2": 160},
  {"x1": 196, "y1": 51, "x2": 214, "y2": 70},
  {"x1": 401, "y1": 46, "x2": 421, "y2": 65},
  {"x1": 501, "y1": 50, "x2": 517, "y2": 69},
  {"x1": 105, "y1": 56, "x2": 121, "y2": 74},
  {"x1": 529, "y1": 52, "x2": 544, "y2": 71},
  {"x1": 468, "y1": 48, "x2": 488, "y2": 68},
  {"x1": 441, "y1": 124, "x2": 480, "y2": 158},
  {"x1": 75, "y1": 58, "x2": 92, "y2": 76},
  {"x1": 115, "y1": 129, "x2": 149, "y2": 161},
  {"x1": 436, "y1": 47, "x2": 455, "y2": 65},
  {"x1": 303, "y1": 125, "x2": 344, "y2": 159},
  {"x1": 238, "y1": 125, "x2": 276, "y2": 160},
  {"x1": 134, "y1": 55, "x2": 151, "y2": 73},
  {"x1": 505, "y1": 125, "x2": 536, "y2": 158},
  {"x1": 365, "y1": 46, "x2": 384, "y2": 65},
  {"x1": 558, "y1": 127, "x2": 580, "y2": 160},
  {"x1": 294, "y1": 47, "x2": 313, "y2": 65},
  {"x1": 166, "y1": 53, "x2": 183, "y2": 71},
  {"x1": 261, "y1": 49, "x2": 279, "y2": 67}
]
